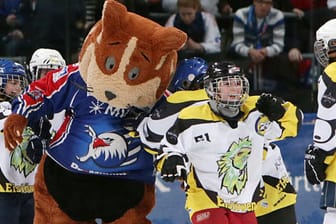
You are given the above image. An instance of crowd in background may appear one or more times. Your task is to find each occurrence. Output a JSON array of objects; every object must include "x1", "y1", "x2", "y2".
[{"x1": 1, "y1": 0, "x2": 336, "y2": 112}]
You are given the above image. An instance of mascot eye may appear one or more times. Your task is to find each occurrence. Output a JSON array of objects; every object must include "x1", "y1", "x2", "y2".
[
  {"x1": 128, "y1": 67, "x2": 140, "y2": 80},
  {"x1": 105, "y1": 57, "x2": 116, "y2": 70}
]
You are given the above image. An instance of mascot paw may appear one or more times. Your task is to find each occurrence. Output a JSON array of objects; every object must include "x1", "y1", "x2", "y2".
[{"x1": 4, "y1": 114, "x2": 27, "y2": 151}]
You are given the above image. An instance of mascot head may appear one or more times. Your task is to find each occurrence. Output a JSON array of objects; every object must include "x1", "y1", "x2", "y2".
[{"x1": 79, "y1": 0, "x2": 187, "y2": 109}]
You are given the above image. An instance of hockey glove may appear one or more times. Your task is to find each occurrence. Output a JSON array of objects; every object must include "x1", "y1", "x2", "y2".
[
  {"x1": 26, "y1": 135, "x2": 49, "y2": 164},
  {"x1": 161, "y1": 152, "x2": 187, "y2": 182},
  {"x1": 30, "y1": 116, "x2": 52, "y2": 140},
  {"x1": 256, "y1": 93, "x2": 285, "y2": 121},
  {"x1": 123, "y1": 106, "x2": 148, "y2": 130},
  {"x1": 304, "y1": 144, "x2": 328, "y2": 185}
]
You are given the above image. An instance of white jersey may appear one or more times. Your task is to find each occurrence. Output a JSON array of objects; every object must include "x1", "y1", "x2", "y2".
[
  {"x1": 312, "y1": 62, "x2": 336, "y2": 183},
  {"x1": 160, "y1": 96, "x2": 301, "y2": 213},
  {"x1": 137, "y1": 89, "x2": 208, "y2": 152},
  {"x1": 0, "y1": 102, "x2": 37, "y2": 193}
]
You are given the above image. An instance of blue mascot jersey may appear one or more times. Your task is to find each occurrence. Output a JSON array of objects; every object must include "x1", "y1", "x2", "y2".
[{"x1": 12, "y1": 64, "x2": 155, "y2": 183}]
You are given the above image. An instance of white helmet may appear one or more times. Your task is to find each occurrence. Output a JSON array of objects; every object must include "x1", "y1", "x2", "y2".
[
  {"x1": 314, "y1": 19, "x2": 336, "y2": 67},
  {"x1": 29, "y1": 48, "x2": 66, "y2": 81}
]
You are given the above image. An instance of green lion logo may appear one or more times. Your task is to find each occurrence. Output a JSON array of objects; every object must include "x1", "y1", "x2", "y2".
[
  {"x1": 217, "y1": 137, "x2": 252, "y2": 195},
  {"x1": 10, "y1": 127, "x2": 37, "y2": 177}
]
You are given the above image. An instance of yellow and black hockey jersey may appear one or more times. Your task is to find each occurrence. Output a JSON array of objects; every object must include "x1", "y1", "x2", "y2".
[{"x1": 160, "y1": 96, "x2": 302, "y2": 217}]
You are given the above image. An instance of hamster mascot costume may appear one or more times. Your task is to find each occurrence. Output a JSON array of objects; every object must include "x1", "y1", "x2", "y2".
[{"x1": 3, "y1": 0, "x2": 187, "y2": 223}]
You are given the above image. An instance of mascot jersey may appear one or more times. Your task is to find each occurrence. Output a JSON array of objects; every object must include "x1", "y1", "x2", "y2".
[
  {"x1": 12, "y1": 64, "x2": 155, "y2": 184},
  {"x1": 0, "y1": 102, "x2": 36, "y2": 193},
  {"x1": 160, "y1": 96, "x2": 302, "y2": 216},
  {"x1": 313, "y1": 62, "x2": 336, "y2": 183}
]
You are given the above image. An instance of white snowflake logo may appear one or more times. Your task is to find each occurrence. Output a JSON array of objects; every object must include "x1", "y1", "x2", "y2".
[{"x1": 89, "y1": 100, "x2": 104, "y2": 114}]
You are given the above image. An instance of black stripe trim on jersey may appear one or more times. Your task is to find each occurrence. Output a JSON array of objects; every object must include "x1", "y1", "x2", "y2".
[
  {"x1": 152, "y1": 100, "x2": 205, "y2": 120},
  {"x1": 166, "y1": 117, "x2": 218, "y2": 145},
  {"x1": 262, "y1": 175, "x2": 296, "y2": 194}
]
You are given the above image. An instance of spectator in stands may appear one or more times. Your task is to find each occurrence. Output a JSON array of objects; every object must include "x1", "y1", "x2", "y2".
[
  {"x1": 162, "y1": 0, "x2": 220, "y2": 15},
  {"x1": 0, "y1": 0, "x2": 33, "y2": 58},
  {"x1": 328, "y1": 0, "x2": 336, "y2": 9},
  {"x1": 229, "y1": 0, "x2": 284, "y2": 64},
  {"x1": 228, "y1": 0, "x2": 286, "y2": 92},
  {"x1": 273, "y1": 0, "x2": 311, "y2": 89},
  {"x1": 165, "y1": 0, "x2": 221, "y2": 60}
]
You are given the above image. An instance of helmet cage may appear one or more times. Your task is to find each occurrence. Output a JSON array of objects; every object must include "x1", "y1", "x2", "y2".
[
  {"x1": 205, "y1": 75, "x2": 249, "y2": 111},
  {"x1": 0, "y1": 73, "x2": 28, "y2": 100},
  {"x1": 32, "y1": 63, "x2": 63, "y2": 81},
  {"x1": 314, "y1": 39, "x2": 329, "y2": 67}
]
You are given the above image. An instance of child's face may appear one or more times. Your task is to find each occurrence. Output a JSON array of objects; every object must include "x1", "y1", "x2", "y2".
[
  {"x1": 216, "y1": 77, "x2": 243, "y2": 103},
  {"x1": 5, "y1": 78, "x2": 23, "y2": 98},
  {"x1": 36, "y1": 68, "x2": 53, "y2": 80},
  {"x1": 178, "y1": 6, "x2": 197, "y2": 25}
]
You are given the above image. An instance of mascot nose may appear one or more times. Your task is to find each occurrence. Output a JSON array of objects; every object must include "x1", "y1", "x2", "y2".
[{"x1": 105, "y1": 91, "x2": 116, "y2": 100}]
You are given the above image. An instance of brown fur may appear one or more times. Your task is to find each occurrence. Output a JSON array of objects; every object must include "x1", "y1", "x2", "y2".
[{"x1": 4, "y1": 0, "x2": 186, "y2": 223}]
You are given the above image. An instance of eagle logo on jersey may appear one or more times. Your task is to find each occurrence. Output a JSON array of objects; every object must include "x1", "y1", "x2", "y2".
[
  {"x1": 10, "y1": 127, "x2": 37, "y2": 177},
  {"x1": 76, "y1": 125, "x2": 128, "y2": 167},
  {"x1": 76, "y1": 125, "x2": 142, "y2": 168},
  {"x1": 217, "y1": 137, "x2": 252, "y2": 194}
]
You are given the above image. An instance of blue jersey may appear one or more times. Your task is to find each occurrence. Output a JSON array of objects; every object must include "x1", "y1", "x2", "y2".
[{"x1": 12, "y1": 64, "x2": 155, "y2": 183}]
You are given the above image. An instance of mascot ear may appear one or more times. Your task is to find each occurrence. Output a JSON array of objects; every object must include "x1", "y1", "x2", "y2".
[
  {"x1": 152, "y1": 27, "x2": 186, "y2": 61},
  {"x1": 101, "y1": 0, "x2": 128, "y2": 34},
  {"x1": 153, "y1": 27, "x2": 186, "y2": 54},
  {"x1": 101, "y1": 0, "x2": 186, "y2": 50}
]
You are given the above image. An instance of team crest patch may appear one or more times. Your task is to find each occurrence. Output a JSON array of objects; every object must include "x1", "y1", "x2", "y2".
[
  {"x1": 255, "y1": 115, "x2": 271, "y2": 136},
  {"x1": 27, "y1": 90, "x2": 43, "y2": 101}
]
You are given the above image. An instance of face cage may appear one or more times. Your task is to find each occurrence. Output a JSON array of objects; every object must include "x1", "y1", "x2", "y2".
[
  {"x1": 314, "y1": 39, "x2": 329, "y2": 67},
  {"x1": 0, "y1": 74, "x2": 28, "y2": 100},
  {"x1": 205, "y1": 75, "x2": 249, "y2": 110},
  {"x1": 32, "y1": 64, "x2": 63, "y2": 81}
]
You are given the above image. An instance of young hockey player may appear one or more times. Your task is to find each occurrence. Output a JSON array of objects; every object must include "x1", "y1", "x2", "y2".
[{"x1": 305, "y1": 18, "x2": 336, "y2": 224}]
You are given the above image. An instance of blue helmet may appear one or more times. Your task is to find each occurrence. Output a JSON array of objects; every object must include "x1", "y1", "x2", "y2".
[
  {"x1": 167, "y1": 57, "x2": 208, "y2": 93},
  {"x1": 0, "y1": 58, "x2": 28, "y2": 100}
]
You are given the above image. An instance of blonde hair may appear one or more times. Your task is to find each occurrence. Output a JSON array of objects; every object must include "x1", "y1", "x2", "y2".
[{"x1": 177, "y1": 0, "x2": 202, "y2": 10}]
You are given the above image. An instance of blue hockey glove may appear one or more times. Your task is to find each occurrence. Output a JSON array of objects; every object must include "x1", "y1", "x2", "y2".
[
  {"x1": 30, "y1": 116, "x2": 52, "y2": 139},
  {"x1": 256, "y1": 93, "x2": 285, "y2": 121},
  {"x1": 304, "y1": 144, "x2": 328, "y2": 185},
  {"x1": 161, "y1": 152, "x2": 187, "y2": 182},
  {"x1": 26, "y1": 135, "x2": 49, "y2": 164}
]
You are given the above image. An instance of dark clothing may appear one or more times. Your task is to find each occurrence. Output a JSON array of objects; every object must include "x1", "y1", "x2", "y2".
[
  {"x1": 0, "y1": 193, "x2": 34, "y2": 224},
  {"x1": 0, "y1": 0, "x2": 34, "y2": 57},
  {"x1": 173, "y1": 12, "x2": 206, "y2": 43},
  {"x1": 257, "y1": 204, "x2": 297, "y2": 224}
]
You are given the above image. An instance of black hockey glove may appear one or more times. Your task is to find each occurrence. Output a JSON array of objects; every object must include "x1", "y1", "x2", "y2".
[
  {"x1": 30, "y1": 116, "x2": 52, "y2": 139},
  {"x1": 123, "y1": 106, "x2": 148, "y2": 130},
  {"x1": 304, "y1": 144, "x2": 328, "y2": 185},
  {"x1": 161, "y1": 153, "x2": 187, "y2": 182},
  {"x1": 26, "y1": 135, "x2": 49, "y2": 164},
  {"x1": 256, "y1": 93, "x2": 285, "y2": 121}
]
